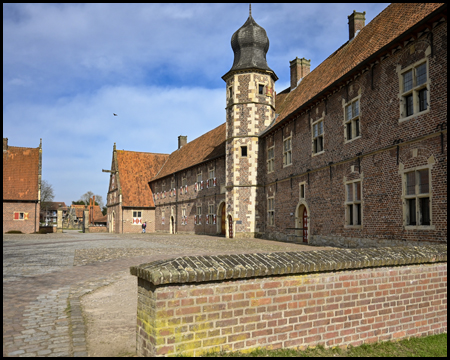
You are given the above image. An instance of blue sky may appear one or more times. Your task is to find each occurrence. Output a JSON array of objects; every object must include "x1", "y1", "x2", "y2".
[{"x1": 3, "y1": 3, "x2": 389, "y2": 206}]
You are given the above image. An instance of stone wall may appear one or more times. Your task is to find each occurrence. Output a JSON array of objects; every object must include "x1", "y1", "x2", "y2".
[
  {"x1": 131, "y1": 245, "x2": 447, "y2": 357},
  {"x1": 88, "y1": 226, "x2": 108, "y2": 233}
]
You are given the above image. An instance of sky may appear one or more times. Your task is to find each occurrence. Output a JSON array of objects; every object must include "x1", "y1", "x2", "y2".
[{"x1": 3, "y1": 3, "x2": 390, "y2": 206}]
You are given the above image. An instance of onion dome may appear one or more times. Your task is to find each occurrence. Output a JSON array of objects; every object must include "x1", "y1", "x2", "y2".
[{"x1": 223, "y1": 12, "x2": 277, "y2": 80}]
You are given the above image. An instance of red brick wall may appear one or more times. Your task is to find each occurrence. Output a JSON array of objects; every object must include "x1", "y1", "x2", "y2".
[
  {"x1": 136, "y1": 262, "x2": 447, "y2": 357},
  {"x1": 3, "y1": 201, "x2": 39, "y2": 234},
  {"x1": 152, "y1": 157, "x2": 226, "y2": 235},
  {"x1": 258, "y1": 21, "x2": 447, "y2": 246},
  {"x1": 88, "y1": 226, "x2": 108, "y2": 233}
]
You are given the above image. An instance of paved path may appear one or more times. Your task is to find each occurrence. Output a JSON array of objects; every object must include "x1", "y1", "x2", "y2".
[{"x1": 3, "y1": 232, "x2": 331, "y2": 357}]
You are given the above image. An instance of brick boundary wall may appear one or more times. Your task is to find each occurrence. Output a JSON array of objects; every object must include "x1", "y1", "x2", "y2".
[
  {"x1": 130, "y1": 245, "x2": 447, "y2": 357},
  {"x1": 87, "y1": 226, "x2": 108, "y2": 233}
]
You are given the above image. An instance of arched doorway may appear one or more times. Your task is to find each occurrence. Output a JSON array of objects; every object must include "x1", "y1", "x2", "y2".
[
  {"x1": 170, "y1": 216, "x2": 175, "y2": 234},
  {"x1": 219, "y1": 203, "x2": 226, "y2": 235},
  {"x1": 295, "y1": 204, "x2": 309, "y2": 243},
  {"x1": 227, "y1": 215, "x2": 233, "y2": 238}
]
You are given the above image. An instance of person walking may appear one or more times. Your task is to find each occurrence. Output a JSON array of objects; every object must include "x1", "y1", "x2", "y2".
[{"x1": 142, "y1": 222, "x2": 146, "y2": 233}]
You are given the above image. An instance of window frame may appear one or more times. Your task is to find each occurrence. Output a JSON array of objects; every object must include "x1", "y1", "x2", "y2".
[
  {"x1": 311, "y1": 117, "x2": 324, "y2": 155},
  {"x1": 283, "y1": 134, "x2": 292, "y2": 167},
  {"x1": 208, "y1": 204, "x2": 215, "y2": 225},
  {"x1": 402, "y1": 166, "x2": 433, "y2": 229},
  {"x1": 399, "y1": 59, "x2": 430, "y2": 122},
  {"x1": 267, "y1": 197, "x2": 275, "y2": 226},
  {"x1": 344, "y1": 179, "x2": 362, "y2": 228},
  {"x1": 344, "y1": 96, "x2": 361, "y2": 143},
  {"x1": 258, "y1": 83, "x2": 265, "y2": 95},
  {"x1": 241, "y1": 146, "x2": 248, "y2": 157},
  {"x1": 267, "y1": 144, "x2": 274, "y2": 173}
]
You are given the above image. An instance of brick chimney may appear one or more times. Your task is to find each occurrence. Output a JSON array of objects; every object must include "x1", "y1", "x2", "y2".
[
  {"x1": 290, "y1": 57, "x2": 311, "y2": 91},
  {"x1": 348, "y1": 10, "x2": 366, "y2": 40},
  {"x1": 178, "y1": 135, "x2": 187, "y2": 149},
  {"x1": 3, "y1": 138, "x2": 8, "y2": 151}
]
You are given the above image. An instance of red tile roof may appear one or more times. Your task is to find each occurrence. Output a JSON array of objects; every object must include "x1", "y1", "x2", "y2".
[
  {"x1": 71, "y1": 205, "x2": 85, "y2": 218},
  {"x1": 3, "y1": 145, "x2": 40, "y2": 201},
  {"x1": 274, "y1": 3, "x2": 444, "y2": 127},
  {"x1": 92, "y1": 205, "x2": 104, "y2": 221},
  {"x1": 116, "y1": 150, "x2": 170, "y2": 207},
  {"x1": 151, "y1": 123, "x2": 226, "y2": 181},
  {"x1": 41, "y1": 202, "x2": 67, "y2": 211}
]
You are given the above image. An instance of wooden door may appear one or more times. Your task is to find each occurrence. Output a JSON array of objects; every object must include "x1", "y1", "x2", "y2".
[
  {"x1": 228, "y1": 215, "x2": 233, "y2": 238},
  {"x1": 302, "y1": 208, "x2": 308, "y2": 243},
  {"x1": 221, "y1": 205, "x2": 226, "y2": 235}
]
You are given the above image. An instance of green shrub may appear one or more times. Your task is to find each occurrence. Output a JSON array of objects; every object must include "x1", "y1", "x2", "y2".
[{"x1": 5, "y1": 230, "x2": 23, "y2": 234}]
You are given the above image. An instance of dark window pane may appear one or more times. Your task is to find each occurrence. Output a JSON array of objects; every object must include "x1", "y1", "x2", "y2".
[
  {"x1": 419, "y1": 88, "x2": 427, "y2": 111},
  {"x1": 406, "y1": 95, "x2": 413, "y2": 116},
  {"x1": 259, "y1": 84, "x2": 264, "y2": 95},
  {"x1": 348, "y1": 205, "x2": 353, "y2": 225},
  {"x1": 408, "y1": 199, "x2": 416, "y2": 225},
  {"x1": 406, "y1": 172, "x2": 416, "y2": 195},
  {"x1": 355, "y1": 119, "x2": 360, "y2": 137},
  {"x1": 356, "y1": 204, "x2": 361, "y2": 225},
  {"x1": 419, "y1": 170, "x2": 429, "y2": 194},
  {"x1": 420, "y1": 197, "x2": 430, "y2": 225},
  {"x1": 416, "y1": 63, "x2": 427, "y2": 86},
  {"x1": 318, "y1": 136, "x2": 323, "y2": 152},
  {"x1": 347, "y1": 123, "x2": 352, "y2": 140},
  {"x1": 314, "y1": 139, "x2": 317, "y2": 153},
  {"x1": 346, "y1": 105, "x2": 352, "y2": 121},
  {"x1": 241, "y1": 146, "x2": 247, "y2": 157},
  {"x1": 403, "y1": 70, "x2": 413, "y2": 91}
]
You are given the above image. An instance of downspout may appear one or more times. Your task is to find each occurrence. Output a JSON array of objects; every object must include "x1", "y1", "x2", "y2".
[{"x1": 175, "y1": 173, "x2": 177, "y2": 234}]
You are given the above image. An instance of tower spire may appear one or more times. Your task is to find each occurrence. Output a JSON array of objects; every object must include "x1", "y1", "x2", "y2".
[{"x1": 249, "y1": 4, "x2": 251, "y2": 17}]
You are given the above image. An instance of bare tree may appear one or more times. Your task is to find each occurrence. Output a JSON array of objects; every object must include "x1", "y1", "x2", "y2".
[
  {"x1": 40, "y1": 180, "x2": 55, "y2": 224},
  {"x1": 79, "y1": 191, "x2": 104, "y2": 208}
]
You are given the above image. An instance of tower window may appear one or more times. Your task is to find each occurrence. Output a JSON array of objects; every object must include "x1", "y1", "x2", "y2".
[
  {"x1": 259, "y1": 84, "x2": 265, "y2": 95},
  {"x1": 241, "y1": 146, "x2": 248, "y2": 157},
  {"x1": 228, "y1": 86, "x2": 233, "y2": 99}
]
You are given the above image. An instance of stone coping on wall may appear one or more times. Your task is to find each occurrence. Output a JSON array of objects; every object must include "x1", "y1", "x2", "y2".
[{"x1": 130, "y1": 245, "x2": 447, "y2": 286}]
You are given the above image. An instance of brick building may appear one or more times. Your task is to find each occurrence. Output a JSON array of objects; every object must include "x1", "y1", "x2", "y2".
[
  {"x1": 107, "y1": 3, "x2": 447, "y2": 246},
  {"x1": 40, "y1": 201, "x2": 67, "y2": 226},
  {"x1": 106, "y1": 143, "x2": 169, "y2": 233},
  {"x1": 3, "y1": 138, "x2": 42, "y2": 234}
]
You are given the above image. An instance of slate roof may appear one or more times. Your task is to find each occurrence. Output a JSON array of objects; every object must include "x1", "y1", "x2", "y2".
[
  {"x1": 151, "y1": 123, "x2": 226, "y2": 182},
  {"x1": 3, "y1": 145, "x2": 40, "y2": 201},
  {"x1": 116, "y1": 150, "x2": 170, "y2": 207},
  {"x1": 272, "y1": 3, "x2": 445, "y2": 128}
]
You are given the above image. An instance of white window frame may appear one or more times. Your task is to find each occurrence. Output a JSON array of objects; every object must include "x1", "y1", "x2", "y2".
[
  {"x1": 312, "y1": 117, "x2": 324, "y2": 155},
  {"x1": 133, "y1": 210, "x2": 142, "y2": 225},
  {"x1": 208, "y1": 168, "x2": 215, "y2": 187},
  {"x1": 344, "y1": 96, "x2": 361, "y2": 143},
  {"x1": 398, "y1": 58, "x2": 430, "y2": 122},
  {"x1": 208, "y1": 204, "x2": 214, "y2": 225},
  {"x1": 344, "y1": 180, "x2": 362, "y2": 228},
  {"x1": 283, "y1": 134, "x2": 292, "y2": 167}
]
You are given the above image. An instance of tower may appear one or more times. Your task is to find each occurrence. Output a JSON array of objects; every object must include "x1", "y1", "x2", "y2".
[{"x1": 222, "y1": 7, "x2": 278, "y2": 238}]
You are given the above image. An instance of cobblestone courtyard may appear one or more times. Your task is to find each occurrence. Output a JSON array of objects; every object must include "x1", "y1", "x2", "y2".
[{"x1": 3, "y1": 231, "x2": 330, "y2": 357}]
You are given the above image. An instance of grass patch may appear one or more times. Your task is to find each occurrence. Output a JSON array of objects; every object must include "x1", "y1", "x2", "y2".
[{"x1": 186, "y1": 333, "x2": 446, "y2": 357}]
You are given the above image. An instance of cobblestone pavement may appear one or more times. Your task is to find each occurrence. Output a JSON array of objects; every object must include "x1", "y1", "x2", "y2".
[{"x1": 3, "y1": 231, "x2": 332, "y2": 357}]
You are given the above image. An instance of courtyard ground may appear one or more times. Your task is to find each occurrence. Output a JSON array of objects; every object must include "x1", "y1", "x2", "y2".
[{"x1": 3, "y1": 231, "x2": 330, "y2": 357}]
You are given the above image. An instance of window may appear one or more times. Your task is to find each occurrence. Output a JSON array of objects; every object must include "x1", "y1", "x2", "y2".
[
  {"x1": 182, "y1": 174, "x2": 187, "y2": 187},
  {"x1": 161, "y1": 211, "x2": 165, "y2": 225},
  {"x1": 14, "y1": 212, "x2": 28, "y2": 220},
  {"x1": 196, "y1": 206, "x2": 202, "y2": 225},
  {"x1": 312, "y1": 119, "x2": 324, "y2": 154},
  {"x1": 268, "y1": 197, "x2": 274, "y2": 226},
  {"x1": 241, "y1": 146, "x2": 248, "y2": 157},
  {"x1": 344, "y1": 98, "x2": 360, "y2": 141},
  {"x1": 404, "y1": 169, "x2": 431, "y2": 226},
  {"x1": 171, "y1": 178, "x2": 175, "y2": 190},
  {"x1": 197, "y1": 172, "x2": 202, "y2": 183},
  {"x1": 133, "y1": 210, "x2": 142, "y2": 225},
  {"x1": 258, "y1": 84, "x2": 265, "y2": 95},
  {"x1": 228, "y1": 86, "x2": 233, "y2": 99},
  {"x1": 345, "y1": 181, "x2": 362, "y2": 227},
  {"x1": 267, "y1": 145, "x2": 274, "y2": 173},
  {"x1": 208, "y1": 204, "x2": 215, "y2": 225},
  {"x1": 181, "y1": 208, "x2": 186, "y2": 225},
  {"x1": 208, "y1": 168, "x2": 216, "y2": 187},
  {"x1": 300, "y1": 183, "x2": 305, "y2": 199},
  {"x1": 283, "y1": 136, "x2": 292, "y2": 166},
  {"x1": 400, "y1": 61, "x2": 429, "y2": 119}
]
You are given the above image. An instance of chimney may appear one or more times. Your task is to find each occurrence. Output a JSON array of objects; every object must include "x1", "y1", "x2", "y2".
[
  {"x1": 289, "y1": 57, "x2": 311, "y2": 91},
  {"x1": 348, "y1": 10, "x2": 366, "y2": 40},
  {"x1": 3, "y1": 138, "x2": 8, "y2": 151},
  {"x1": 178, "y1": 135, "x2": 187, "y2": 149}
]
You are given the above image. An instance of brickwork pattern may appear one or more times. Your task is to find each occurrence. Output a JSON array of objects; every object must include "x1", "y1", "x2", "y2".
[
  {"x1": 260, "y1": 22, "x2": 447, "y2": 245},
  {"x1": 133, "y1": 246, "x2": 447, "y2": 357},
  {"x1": 3, "y1": 202, "x2": 39, "y2": 234}
]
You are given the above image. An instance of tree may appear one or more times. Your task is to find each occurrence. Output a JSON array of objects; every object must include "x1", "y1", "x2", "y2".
[
  {"x1": 40, "y1": 180, "x2": 55, "y2": 225},
  {"x1": 41, "y1": 180, "x2": 55, "y2": 208},
  {"x1": 102, "y1": 206, "x2": 107, "y2": 216},
  {"x1": 77, "y1": 191, "x2": 104, "y2": 208}
]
